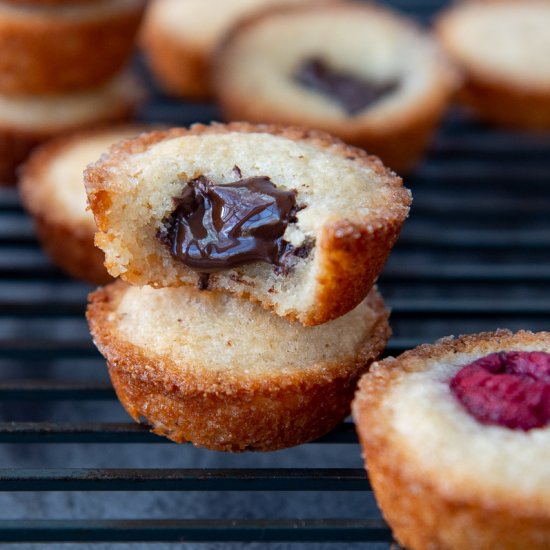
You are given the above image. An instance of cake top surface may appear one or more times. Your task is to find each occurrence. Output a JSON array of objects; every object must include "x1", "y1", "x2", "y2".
[{"x1": 113, "y1": 284, "x2": 384, "y2": 374}]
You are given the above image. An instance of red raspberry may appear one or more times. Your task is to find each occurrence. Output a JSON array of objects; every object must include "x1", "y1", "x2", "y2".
[{"x1": 450, "y1": 351, "x2": 550, "y2": 430}]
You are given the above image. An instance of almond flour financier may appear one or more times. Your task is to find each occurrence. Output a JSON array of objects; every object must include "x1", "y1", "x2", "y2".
[
  {"x1": 19, "y1": 126, "x2": 154, "y2": 284},
  {"x1": 0, "y1": 71, "x2": 144, "y2": 184},
  {"x1": 141, "y1": 0, "x2": 320, "y2": 101},
  {"x1": 88, "y1": 281, "x2": 390, "y2": 451},
  {"x1": 353, "y1": 330, "x2": 550, "y2": 550},
  {"x1": 437, "y1": 0, "x2": 550, "y2": 129},
  {"x1": 0, "y1": 0, "x2": 145, "y2": 95},
  {"x1": 84, "y1": 123, "x2": 411, "y2": 326},
  {"x1": 214, "y1": 2, "x2": 456, "y2": 172}
]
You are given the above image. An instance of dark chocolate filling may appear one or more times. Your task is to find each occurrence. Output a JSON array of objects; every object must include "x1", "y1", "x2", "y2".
[
  {"x1": 294, "y1": 57, "x2": 399, "y2": 115},
  {"x1": 159, "y1": 175, "x2": 308, "y2": 285}
]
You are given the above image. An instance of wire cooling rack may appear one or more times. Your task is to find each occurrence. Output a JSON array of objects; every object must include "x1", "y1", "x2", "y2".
[{"x1": 0, "y1": 0, "x2": 548, "y2": 546}]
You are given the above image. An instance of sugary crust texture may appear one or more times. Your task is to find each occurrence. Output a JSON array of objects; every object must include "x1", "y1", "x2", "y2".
[
  {"x1": 85, "y1": 122, "x2": 411, "y2": 326},
  {"x1": 436, "y1": 1, "x2": 550, "y2": 130},
  {"x1": 0, "y1": 80, "x2": 142, "y2": 185},
  {"x1": 213, "y1": 2, "x2": 456, "y2": 173},
  {"x1": 352, "y1": 330, "x2": 550, "y2": 550},
  {"x1": 87, "y1": 281, "x2": 391, "y2": 452},
  {"x1": 0, "y1": 0, "x2": 145, "y2": 94}
]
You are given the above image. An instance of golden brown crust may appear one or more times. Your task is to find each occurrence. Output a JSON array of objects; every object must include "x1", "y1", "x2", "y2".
[
  {"x1": 456, "y1": 74, "x2": 550, "y2": 130},
  {"x1": 0, "y1": 0, "x2": 145, "y2": 95},
  {"x1": 85, "y1": 122, "x2": 411, "y2": 326},
  {"x1": 140, "y1": 13, "x2": 211, "y2": 101},
  {"x1": 212, "y1": 1, "x2": 455, "y2": 173},
  {"x1": 353, "y1": 330, "x2": 550, "y2": 550},
  {"x1": 87, "y1": 280, "x2": 390, "y2": 452}
]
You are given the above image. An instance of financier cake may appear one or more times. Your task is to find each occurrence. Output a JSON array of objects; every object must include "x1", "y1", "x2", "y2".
[
  {"x1": 0, "y1": 71, "x2": 144, "y2": 184},
  {"x1": 213, "y1": 2, "x2": 456, "y2": 172},
  {"x1": 19, "y1": 126, "x2": 154, "y2": 284},
  {"x1": 88, "y1": 281, "x2": 390, "y2": 451},
  {"x1": 84, "y1": 122, "x2": 411, "y2": 326},
  {"x1": 436, "y1": 0, "x2": 550, "y2": 129},
  {"x1": 141, "y1": 0, "x2": 320, "y2": 101},
  {"x1": 0, "y1": 0, "x2": 145, "y2": 95},
  {"x1": 353, "y1": 330, "x2": 550, "y2": 550}
]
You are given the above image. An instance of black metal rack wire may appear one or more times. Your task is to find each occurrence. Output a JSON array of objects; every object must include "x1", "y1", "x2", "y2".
[{"x1": 0, "y1": 0, "x2": 549, "y2": 545}]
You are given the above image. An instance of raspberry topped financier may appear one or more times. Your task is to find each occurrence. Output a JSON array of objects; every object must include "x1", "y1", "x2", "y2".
[
  {"x1": 437, "y1": 0, "x2": 550, "y2": 129},
  {"x1": 214, "y1": 2, "x2": 456, "y2": 172},
  {"x1": 353, "y1": 330, "x2": 550, "y2": 550},
  {"x1": 88, "y1": 282, "x2": 390, "y2": 451},
  {"x1": 84, "y1": 122, "x2": 411, "y2": 326}
]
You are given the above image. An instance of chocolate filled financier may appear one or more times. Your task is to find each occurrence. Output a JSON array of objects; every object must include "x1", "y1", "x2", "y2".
[
  {"x1": 85, "y1": 122, "x2": 408, "y2": 451},
  {"x1": 353, "y1": 330, "x2": 550, "y2": 550},
  {"x1": 213, "y1": 1, "x2": 456, "y2": 172},
  {"x1": 85, "y1": 122, "x2": 411, "y2": 326}
]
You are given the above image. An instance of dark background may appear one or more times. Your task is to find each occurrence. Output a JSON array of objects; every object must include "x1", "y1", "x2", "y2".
[{"x1": 0, "y1": 0, "x2": 549, "y2": 548}]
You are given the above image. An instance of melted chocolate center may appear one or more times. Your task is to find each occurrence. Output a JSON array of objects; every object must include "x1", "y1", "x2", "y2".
[
  {"x1": 159, "y1": 175, "x2": 298, "y2": 276},
  {"x1": 295, "y1": 57, "x2": 399, "y2": 115},
  {"x1": 450, "y1": 351, "x2": 550, "y2": 431}
]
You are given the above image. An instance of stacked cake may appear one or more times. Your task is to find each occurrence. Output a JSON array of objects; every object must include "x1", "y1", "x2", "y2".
[
  {"x1": 84, "y1": 122, "x2": 411, "y2": 451},
  {"x1": 0, "y1": 0, "x2": 145, "y2": 182}
]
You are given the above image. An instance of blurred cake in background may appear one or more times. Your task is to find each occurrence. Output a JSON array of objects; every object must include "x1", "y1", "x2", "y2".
[
  {"x1": 0, "y1": 71, "x2": 144, "y2": 183},
  {"x1": 141, "y1": 0, "x2": 322, "y2": 101},
  {"x1": 213, "y1": 1, "x2": 456, "y2": 172},
  {"x1": 0, "y1": 0, "x2": 146, "y2": 94},
  {"x1": 437, "y1": 0, "x2": 550, "y2": 129},
  {"x1": 19, "y1": 124, "x2": 154, "y2": 284},
  {"x1": 0, "y1": 0, "x2": 146, "y2": 183}
]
